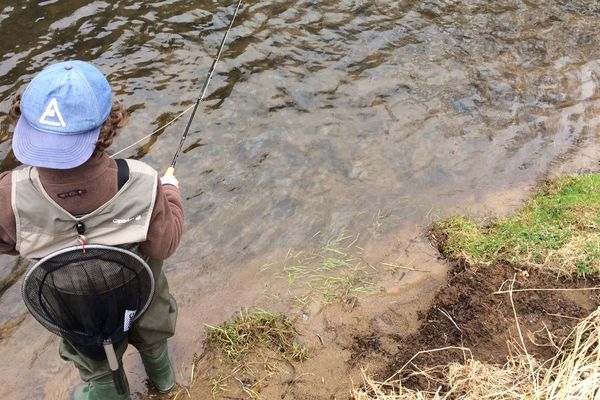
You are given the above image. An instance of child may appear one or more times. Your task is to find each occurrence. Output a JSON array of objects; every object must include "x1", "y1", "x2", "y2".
[{"x1": 0, "y1": 60, "x2": 184, "y2": 399}]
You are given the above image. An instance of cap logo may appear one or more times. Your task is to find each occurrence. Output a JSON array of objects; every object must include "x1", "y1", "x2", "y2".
[{"x1": 38, "y1": 98, "x2": 66, "y2": 128}]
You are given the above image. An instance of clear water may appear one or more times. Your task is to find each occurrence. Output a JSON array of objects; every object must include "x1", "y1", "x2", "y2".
[{"x1": 0, "y1": 0, "x2": 599, "y2": 397}]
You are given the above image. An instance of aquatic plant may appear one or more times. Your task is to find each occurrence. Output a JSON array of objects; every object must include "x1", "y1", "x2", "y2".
[{"x1": 276, "y1": 233, "x2": 377, "y2": 305}]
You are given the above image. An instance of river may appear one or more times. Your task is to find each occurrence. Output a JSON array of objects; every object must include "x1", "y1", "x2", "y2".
[{"x1": 0, "y1": 0, "x2": 599, "y2": 398}]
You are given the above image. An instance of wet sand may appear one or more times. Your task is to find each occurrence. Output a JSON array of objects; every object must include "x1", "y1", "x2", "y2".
[{"x1": 0, "y1": 0, "x2": 600, "y2": 398}]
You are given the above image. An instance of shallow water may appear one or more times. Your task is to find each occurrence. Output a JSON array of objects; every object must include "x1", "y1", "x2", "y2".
[{"x1": 1, "y1": 0, "x2": 600, "y2": 398}]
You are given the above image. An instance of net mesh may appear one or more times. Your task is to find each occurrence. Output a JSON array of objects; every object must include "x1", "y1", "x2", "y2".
[{"x1": 22, "y1": 245, "x2": 154, "y2": 358}]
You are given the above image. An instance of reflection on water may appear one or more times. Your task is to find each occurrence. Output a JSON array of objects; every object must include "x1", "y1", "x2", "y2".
[{"x1": 1, "y1": 0, "x2": 600, "y2": 397}]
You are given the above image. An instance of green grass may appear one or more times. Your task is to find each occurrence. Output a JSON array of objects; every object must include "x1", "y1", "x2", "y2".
[
  {"x1": 432, "y1": 175, "x2": 600, "y2": 276},
  {"x1": 277, "y1": 233, "x2": 377, "y2": 304},
  {"x1": 204, "y1": 309, "x2": 308, "y2": 398},
  {"x1": 205, "y1": 309, "x2": 307, "y2": 365}
]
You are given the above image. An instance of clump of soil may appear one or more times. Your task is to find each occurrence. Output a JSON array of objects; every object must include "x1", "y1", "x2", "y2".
[{"x1": 368, "y1": 262, "x2": 600, "y2": 392}]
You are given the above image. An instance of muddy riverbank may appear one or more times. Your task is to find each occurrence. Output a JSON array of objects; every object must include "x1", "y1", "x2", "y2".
[
  {"x1": 179, "y1": 262, "x2": 599, "y2": 400},
  {"x1": 1, "y1": 1, "x2": 600, "y2": 398},
  {"x1": 173, "y1": 175, "x2": 600, "y2": 399}
]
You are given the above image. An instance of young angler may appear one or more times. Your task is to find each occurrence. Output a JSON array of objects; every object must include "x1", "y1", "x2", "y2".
[{"x1": 0, "y1": 60, "x2": 184, "y2": 399}]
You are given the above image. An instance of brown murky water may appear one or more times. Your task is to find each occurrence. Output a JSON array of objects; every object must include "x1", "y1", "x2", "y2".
[{"x1": 1, "y1": 0, "x2": 600, "y2": 398}]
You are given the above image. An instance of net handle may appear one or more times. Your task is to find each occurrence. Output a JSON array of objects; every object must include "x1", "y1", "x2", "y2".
[{"x1": 104, "y1": 341, "x2": 128, "y2": 395}]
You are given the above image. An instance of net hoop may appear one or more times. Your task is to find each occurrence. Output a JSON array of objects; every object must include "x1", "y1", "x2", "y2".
[{"x1": 21, "y1": 244, "x2": 156, "y2": 337}]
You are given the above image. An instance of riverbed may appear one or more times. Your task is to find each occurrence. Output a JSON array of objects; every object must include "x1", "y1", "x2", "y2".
[{"x1": 0, "y1": 0, "x2": 599, "y2": 398}]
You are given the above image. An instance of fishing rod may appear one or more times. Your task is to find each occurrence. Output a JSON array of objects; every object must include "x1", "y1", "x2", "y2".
[{"x1": 165, "y1": 0, "x2": 243, "y2": 177}]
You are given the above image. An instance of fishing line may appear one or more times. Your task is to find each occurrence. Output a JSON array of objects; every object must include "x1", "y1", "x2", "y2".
[
  {"x1": 112, "y1": 0, "x2": 243, "y2": 169},
  {"x1": 111, "y1": 0, "x2": 243, "y2": 167},
  {"x1": 110, "y1": 104, "x2": 195, "y2": 159},
  {"x1": 167, "y1": 0, "x2": 243, "y2": 175}
]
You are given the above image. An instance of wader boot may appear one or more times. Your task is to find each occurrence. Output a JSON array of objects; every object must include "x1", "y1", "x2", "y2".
[
  {"x1": 73, "y1": 375, "x2": 131, "y2": 400},
  {"x1": 140, "y1": 345, "x2": 175, "y2": 393}
]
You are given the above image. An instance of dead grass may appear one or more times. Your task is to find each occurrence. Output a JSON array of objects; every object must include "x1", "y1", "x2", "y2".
[{"x1": 354, "y1": 300, "x2": 600, "y2": 400}]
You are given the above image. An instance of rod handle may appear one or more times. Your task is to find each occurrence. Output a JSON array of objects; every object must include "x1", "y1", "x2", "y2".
[{"x1": 165, "y1": 166, "x2": 175, "y2": 176}]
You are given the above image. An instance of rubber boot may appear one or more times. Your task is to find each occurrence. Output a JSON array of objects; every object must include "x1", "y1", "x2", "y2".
[
  {"x1": 140, "y1": 346, "x2": 175, "y2": 393},
  {"x1": 73, "y1": 375, "x2": 131, "y2": 400}
]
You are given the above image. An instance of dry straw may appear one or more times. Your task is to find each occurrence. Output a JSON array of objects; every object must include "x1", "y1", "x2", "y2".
[{"x1": 354, "y1": 294, "x2": 600, "y2": 399}]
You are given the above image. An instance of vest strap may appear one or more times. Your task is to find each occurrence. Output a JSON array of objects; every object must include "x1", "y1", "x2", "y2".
[{"x1": 116, "y1": 159, "x2": 130, "y2": 190}]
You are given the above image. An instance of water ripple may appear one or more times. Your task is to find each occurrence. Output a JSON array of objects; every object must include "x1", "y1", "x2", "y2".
[{"x1": 1, "y1": 0, "x2": 600, "y2": 397}]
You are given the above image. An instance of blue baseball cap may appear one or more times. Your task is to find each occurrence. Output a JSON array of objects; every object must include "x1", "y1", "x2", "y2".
[{"x1": 13, "y1": 60, "x2": 112, "y2": 169}]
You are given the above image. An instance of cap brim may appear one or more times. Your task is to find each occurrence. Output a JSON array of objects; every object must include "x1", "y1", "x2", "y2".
[{"x1": 13, "y1": 117, "x2": 100, "y2": 169}]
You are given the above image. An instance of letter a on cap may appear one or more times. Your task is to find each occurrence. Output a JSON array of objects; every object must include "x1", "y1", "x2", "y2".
[{"x1": 39, "y1": 98, "x2": 66, "y2": 128}]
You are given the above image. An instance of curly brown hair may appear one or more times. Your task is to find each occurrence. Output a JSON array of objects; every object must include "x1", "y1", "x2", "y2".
[{"x1": 7, "y1": 95, "x2": 128, "y2": 157}]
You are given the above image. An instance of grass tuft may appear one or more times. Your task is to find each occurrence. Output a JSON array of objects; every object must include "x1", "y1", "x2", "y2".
[
  {"x1": 432, "y1": 175, "x2": 600, "y2": 276},
  {"x1": 203, "y1": 309, "x2": 307, "y2": 398},
  {"x1": 205, "y1": 309, "x2": 307, "y2": 365}
]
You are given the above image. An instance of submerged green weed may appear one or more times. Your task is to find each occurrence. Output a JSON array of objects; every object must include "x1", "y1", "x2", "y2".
[
  {"x1": 433, "y1": 175, "x2": 600, "y2": 276},
  {"x1": 278, "y1": 233, "x2": 376, "y2": 304}
]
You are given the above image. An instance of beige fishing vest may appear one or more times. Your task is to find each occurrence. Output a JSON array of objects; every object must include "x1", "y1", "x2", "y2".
[{"x1": 12, "y1": 159, "x2": 157, "y2": 260}]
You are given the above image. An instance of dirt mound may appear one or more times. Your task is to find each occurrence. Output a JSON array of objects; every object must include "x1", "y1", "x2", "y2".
[{"x1": 368, "y1": 262, "x2": 600, "y2": 391}]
